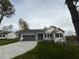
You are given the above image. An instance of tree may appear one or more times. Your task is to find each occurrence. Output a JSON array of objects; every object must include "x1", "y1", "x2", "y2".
[
  {"x1": 2, "y1": 26, "x2": 9, "y2": 31},
  {"x1": 1, "y1": 25, "x2": 13, "y2": 31},
  {"x1": 18, "y1": 18, "x2": 29, "y2": 31},
  {"x1": 2, "y1": 26, "x2": 7, "y2": 31},
  {"x1": 0, "y1": 0, "x2": 15, "y2": 23},
  {"x1": 65, "y1": 0, "x2": 79, "y2": 42},
  {"x1": 44, "y1": 27, "x2": 48, "y2": 30},
  {"x1": 9, "y1": 25, "x2": 13, "y2": 30}
]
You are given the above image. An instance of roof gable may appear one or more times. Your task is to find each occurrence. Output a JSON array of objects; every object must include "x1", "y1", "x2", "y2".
[{"x1": 45, "y1": 26, "x2": 56, "y2": 33}]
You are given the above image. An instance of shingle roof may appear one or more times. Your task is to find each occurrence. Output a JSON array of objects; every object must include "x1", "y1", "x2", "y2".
[
  {"x1": 29, "y1": 29, "x2": 45, "y2": 33},
  {"x1": 20, "y1": 29, "x2": 45, "y2": 34},
  {"x1": 58, "y1": 28, "x2": 65, "y2": 33},
  {"x1": 18, "y1": 26, "x2": 65, "y2": 34}
]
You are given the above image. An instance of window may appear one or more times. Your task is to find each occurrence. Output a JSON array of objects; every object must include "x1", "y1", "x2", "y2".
[
  {"x1": 45, "y1": 34, "x2": 46, "y2": 37},
  {"x1": 50, "y1": 34, "x2": 52, "y2": 37},
  {"x1": 47, "y1": 34, "x2": 49, "y2": 37},
  {"x1": 0, "y1": 34, "x2": 2, "y2": 37},
  {"x1": 38, "y1": 34, "x2": 43, "y2": 40},
  {"x1": 55, "y1": 33, "x2": 59, "y2": 37},
  {"x1": 45, "y1": 34, "x2": 49, "y2": 37},
  {"x1": 45, "y1": 34, "x2": 52, "y2": 37},
  {"x1": 3, "y1": 35, "x2": 5, "y2": 37},
  {"x1": 60, "y1": 33, "x2": 63, "y2": 37}
]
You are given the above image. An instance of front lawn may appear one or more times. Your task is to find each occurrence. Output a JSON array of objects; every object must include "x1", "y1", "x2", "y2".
[
  {"x1": 13, "y1": 41, "x2": 79, "y2": 59},
  {"x1": 0, "y1": 39, "x2": 19, "y2": 46}
]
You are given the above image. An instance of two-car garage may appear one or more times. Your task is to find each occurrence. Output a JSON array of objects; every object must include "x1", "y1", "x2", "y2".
[{"x1": 22, "y1": 34, "x2": 36, "y2": 41}]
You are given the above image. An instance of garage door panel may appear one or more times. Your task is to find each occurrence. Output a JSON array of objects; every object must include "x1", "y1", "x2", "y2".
[{"x1": 23, "y1": 35, "x2": 35, "y2": 41}]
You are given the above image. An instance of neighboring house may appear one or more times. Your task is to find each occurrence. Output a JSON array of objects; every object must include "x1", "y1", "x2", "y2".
[
  {"x1": 0, "y1": 30, "x2": 17, "y2": 39},
  {"x1": 20, "y1": 26, "x2": 66, "y2": 43},
  {"x1": 6, "y1": 32, "x2": 18, "y2": 39}
]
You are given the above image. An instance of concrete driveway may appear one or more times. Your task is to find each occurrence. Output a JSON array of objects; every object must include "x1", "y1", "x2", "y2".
[{"x1": 0, "y1": 41, "x2": 37, "y2": 59}]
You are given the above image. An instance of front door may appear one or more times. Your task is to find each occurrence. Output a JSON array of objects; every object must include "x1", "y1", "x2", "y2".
[{"x1": 38, "y1": 34, "x2": 43, "y2": 40}]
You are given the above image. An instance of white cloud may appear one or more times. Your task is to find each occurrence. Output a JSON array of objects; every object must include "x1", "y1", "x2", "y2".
[{"x1": 0, "y1": 0, "x2": 76, "y2": 35}]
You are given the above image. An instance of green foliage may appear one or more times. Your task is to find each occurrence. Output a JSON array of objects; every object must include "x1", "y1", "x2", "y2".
[
  {"x1": 66, "y1": 36, "x2": 78, "y2": 46},
  {"x1": 66, "y1": 36, "x2": 77, "y2": 40},
  {"x1": 0, "y1": 0, "x2": 15, "y2": 23},
  {"x1": 13, "y1": 41, "x2": 79, "y2": 59},
  {"x1": 18, "y1": 18, "x2": 29, "y2": 31},
  {"x1": 1, "y1": 25, "x2": 13, "y2": 31},
  {"x1": 65, "y1": 0, "x2": 79, "y2": 5}
]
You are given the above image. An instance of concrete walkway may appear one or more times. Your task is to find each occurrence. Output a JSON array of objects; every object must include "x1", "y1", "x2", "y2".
[{"x1": 0, "y1": 41, "x2": 37, "y2": 59}]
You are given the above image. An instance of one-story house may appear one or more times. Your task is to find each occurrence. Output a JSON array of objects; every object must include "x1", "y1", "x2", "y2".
[
  {"x1": 0, "y1": 30, "x2": 18, "y2": 39},
  {"x1": 20, "y1": 26, "x2": 66, "y2": 43}
]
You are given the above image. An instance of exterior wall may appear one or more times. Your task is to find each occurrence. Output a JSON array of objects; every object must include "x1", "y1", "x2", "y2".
[
  {"x1": 6, "y1": 33, "x2": 17, "y2": 39},
  {"x1": 54, "y1": 37, "x2": 66, "y2": 43},
  {"x1": 43, "y1": 26, "x2": 56, "y2": 41},
  {"x1": 43, "y1": 32, "x2": 66, "y2": 42},
  {"x1": 52, "y1": 33, "x2": 55, "y2": 40},
  {"x1": 44, "y1": 37, "x2": 52, "y2": 40},
  {"x1": 53, "y1": 30, "x2": 66, "y2": 43}
]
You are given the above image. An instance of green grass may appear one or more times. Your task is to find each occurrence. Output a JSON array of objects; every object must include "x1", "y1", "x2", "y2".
[
  {"x1": 13, "y1": 41, "x2": 79, "y2": 59},
  {"x1": 0, "y1": 39, "x2": 19, "y2": 46}
]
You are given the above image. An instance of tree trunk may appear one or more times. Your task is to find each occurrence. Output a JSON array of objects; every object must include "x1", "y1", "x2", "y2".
[
  {"x1": 0, "y1": 10, "x2": 4, "y2": 24},
  {"x1": 66, "y1": 0, "x2": 79, "y2": 43},
  {"x1": 0, "y1": 15, "x2": 4, "y2": 24}
]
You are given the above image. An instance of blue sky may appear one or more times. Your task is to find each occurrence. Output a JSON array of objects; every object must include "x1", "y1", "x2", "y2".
[{"x1": 0, "y1": 0, "x2": 76, "y2": 35}]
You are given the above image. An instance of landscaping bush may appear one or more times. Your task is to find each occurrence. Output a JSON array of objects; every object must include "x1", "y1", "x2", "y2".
[{"x1": 66, "y1": 36, "x2": 78, "y2": 46}]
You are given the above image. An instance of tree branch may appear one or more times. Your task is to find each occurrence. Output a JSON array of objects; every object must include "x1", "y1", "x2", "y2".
[{"x1": 0, "y1": 10, "x2": 4, "y2": 24}]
